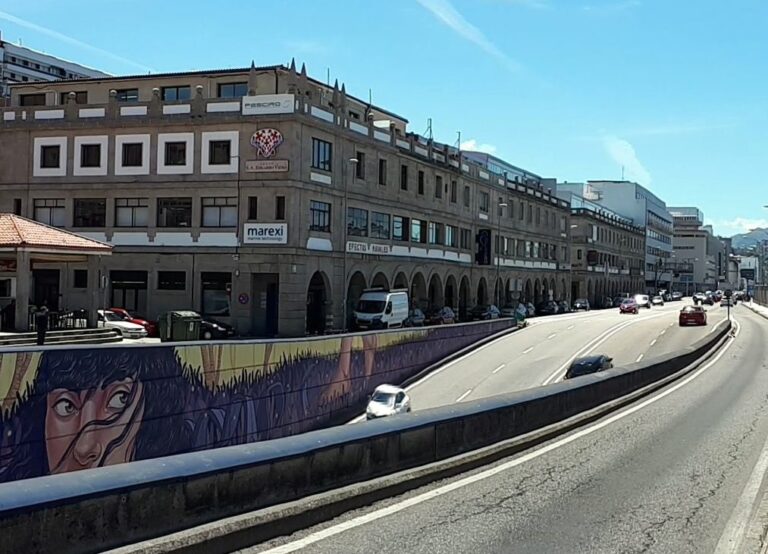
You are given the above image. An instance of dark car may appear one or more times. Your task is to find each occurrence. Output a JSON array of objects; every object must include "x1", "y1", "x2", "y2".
[
  {"x1": 200, "y1": 318, "x2": 236, "y2": 340},
  {"x1": 557, "y1": 301, "x2": 572, "y2": 314},
  {"x1": 469, "y1": 304, "x2": 501, "y2": 320},
  {"x1": 679, "y1": 305, "x2": 707, "y2": 326},
  {"x1": 573, "y1": 298, "x2": 590, "y2": 311},
  {"x1": 535, "y1": 300, "x2": 559, "y2": 316},
  {"x1": 405, "y1": 308, "x2": 426, "y2": 327},
  {"x1": 425, "y1": 306, "x2": 456, "y2": 325},
  {"x1": 671, "y1": 292, "x2": 683, "y2": 301},
  {"x1": 598, "y1": 296, "x2": 614, "y2": 309},
  {"x1": 613, "y1": 297, "x2": 625, "y2": 307},
  {"x1": 564, "y1": 354, "x2": 614, "y2": 379}
]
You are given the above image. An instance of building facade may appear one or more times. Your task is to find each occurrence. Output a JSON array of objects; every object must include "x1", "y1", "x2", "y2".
[
  {"x1": 567, "y1": 196, "x2": 645, "y2": 304},
  {"x1": 669, "y1": 207, "x2": 731, "y2": 294},
  {"x1": 0, "y1": 32, "x2": 109, "y2": 98},
  {"x1": 0, "y1": 62, "x2": 572, "y2": 335},
  {"x1": 557, "y1": 181, "x2": 673, "y2": 293}
]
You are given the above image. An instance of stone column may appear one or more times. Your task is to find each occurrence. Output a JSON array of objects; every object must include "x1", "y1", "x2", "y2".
[
  {"x1": 87, "y1": 255, "x2": 101, "y2": 328},
  {"x1": 14, "y1": 250, "x2": 31, "y2": 332}
]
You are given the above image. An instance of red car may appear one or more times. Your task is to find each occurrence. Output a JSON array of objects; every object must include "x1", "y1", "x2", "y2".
[
  {"x1": 679, "y1": 305, "x2": 707, "y2": 326},
  {"x1": 109, "y1": 307, "x2": 158, "y2": 337},
  {"x1": 619, "y1": 298, "x2": 639, "y2": 314}
]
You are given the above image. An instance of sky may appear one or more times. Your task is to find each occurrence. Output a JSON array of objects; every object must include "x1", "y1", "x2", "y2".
[{"x1": 1, "y1": 0, "x2": 766, "y2": 236}]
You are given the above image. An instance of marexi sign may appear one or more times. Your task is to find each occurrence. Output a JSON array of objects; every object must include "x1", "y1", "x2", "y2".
[{"x1": 243, "y1": 223, "x2": 288, "y2": 245}]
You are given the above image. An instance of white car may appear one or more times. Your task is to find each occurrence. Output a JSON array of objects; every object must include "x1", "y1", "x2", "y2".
[
  {"x1": 98, "y1": 310, "x2": 148, "y2": 339},
  {"x1": 634, "y1": 294, "x2": 651, "y2": 308},
  {"x1": 651, "y1": 295, "x2": 664, "y2": 306},
  {"x1": 366, "y1": 384, "x2": 411, "y2": 420}
]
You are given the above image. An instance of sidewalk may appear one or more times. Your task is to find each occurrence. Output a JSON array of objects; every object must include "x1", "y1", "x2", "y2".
[{"x1": 742, "y1": 301, "x2": 768, "y2": 321}]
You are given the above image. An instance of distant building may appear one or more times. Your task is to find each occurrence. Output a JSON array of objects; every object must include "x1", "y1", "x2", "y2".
[{"x1": 0, "y1": 31, "x2": 109, "y2": 98}]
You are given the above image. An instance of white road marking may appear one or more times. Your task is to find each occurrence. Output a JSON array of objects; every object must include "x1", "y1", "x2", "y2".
[
  {"x1": 259, "y1": 320, "x2": 740, "y2": 554},
  {"x1": 636, "y1": 354, "x2": 644, "y2": 362},
  {"x1": 455, "y1": 389, "x2": 472, "y2": 403},
  {"x1": 660, "y1": 329, "x2": 666, "y2": 335},
  {"x1": 567, "y1": 325, "x2": 575, "y2": 330},
  {"x1": 492, "y1": 364, "x2": 505, "y2": 374},
  {"x1": 650, "y1": 339, "x2": 657, "y2": 346},
  {"x1": 548, "y1": 333, "x2": 557, "y2": 339},
  {"x1": 670, "y1": 323, "x2": 675, "y2": 327},
  {"x1": 522, "y1": 347, "x2": 534, "y2": 354}
]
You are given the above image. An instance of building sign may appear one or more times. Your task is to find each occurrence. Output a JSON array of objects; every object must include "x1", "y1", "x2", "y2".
[
  {"x1": 250, "y1": 128, "x2": 284, "y2": 158},
  {"x1": 243, "y1": 223, "x2": 288, "y2": 244},
  {"x1": 0, "y1": 260, "x2": 17, "y2": 272},
  {"x1": 242, "y1": 94, "x2": 295, "y2": 115},
  {"x1": 346, "y1": 241, "x2": 391, "y2": 255},
  {"x1": 741, "y1": 268, "x2": 756, "y2": 280},
  {"x1": 245, "y1": 160, "x2": 289, "y2": 172}
]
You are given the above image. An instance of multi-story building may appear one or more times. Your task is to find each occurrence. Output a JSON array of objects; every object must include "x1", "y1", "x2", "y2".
[
  {"x1": 0, "y1": 32, "x2": 109, "y2": 98},
  {"x1": 566, "y1": 195, "x2": 645, "y2": 304},
  {"x1": 669, "y1": 207, "x2": 730, "y2": 294},
  {"x1": 557, "y1": 180, "x2": 673, "y2": 293},
  {"x1": 0, "y1": 62, "x2": 572, "y2": 335}
]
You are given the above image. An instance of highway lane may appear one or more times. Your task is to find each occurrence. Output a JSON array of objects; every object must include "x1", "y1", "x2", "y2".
[{"x1": 251, "y1": 308, "x2": 768, "y2": 554}]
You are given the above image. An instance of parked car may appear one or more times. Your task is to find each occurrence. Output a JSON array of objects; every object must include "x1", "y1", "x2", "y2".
[
  {"x1": 109, "y1": 307, "x2": 158, "y2": 337},
  {"x1": 500, "y1": 304, "x2": 518, "y2": 318},
  {"x1": 425, "y1": 306, "x2": 456, "y2": 325},
  {"x1": 634, "y1": 294, "x2": 651, "y2": 309},
  {"x1": 619, "y1": 298, "x2": 639, "y2": 314},
  {"x1": 613, "y1": 297, "x2": 625, "y2": 307},
  {"x1": 354, "y1": 289, "x2": 409, "y2": 330},
  {"x1": 536, "y1": 300, "x2": 559, "y2": 316},
  {"x1": 598, "y1": 296, "x2": 614, "y2": 309},
  {"x1": 200, "y1": 318, "x2": 236, "y2": 340},
  {"x1": 651, "y1": 295, "x2": 665, "y2": 306},
  {"x1": 671, "y1": 292, "x2": 683, "y2": 301},
  {"x1": 557, "y1": 301, "x2": 572, "y2": 314},
  {"x1": 366, "y1": 384, "x2": 411, "y2": 420},
  {"x1": 469, "y1": 304, "x2": 501, "y2": 320},
  {"x1": 573, "y1": 298, "x2": 590, "y2": 311},
  {"x1": 405, "y1": 308, "x2": 426, "y2": 327},
  {"x1": 525, "y1": 302, "x2": 536, "y2": 317},
  {"x1": 694, "y1": 293, "x2": 714, "y2": 306},
  {"x1": 97, "y1": 310, "x2": 148, "y2": 339},
  {"x1": 564, "y1": 355, "x2": 614, "y2": 379},
  {"x1": 679, "y1": 305, "x2": 707, "y2": 326}
]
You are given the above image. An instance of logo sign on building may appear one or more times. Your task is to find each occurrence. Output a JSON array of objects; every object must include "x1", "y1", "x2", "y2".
[
  {"x1": 243, "y1": 223, "x2": 288, "y2": 245},
  {"x1": 242, "y1": 94, "x2": 295, "y2": 115},
  {"x1": 250, "y1": 128, "x2": 284, "y2": 158},
  {"x1": 346, "y1": 242, "x2": 392, "y2": 255}
]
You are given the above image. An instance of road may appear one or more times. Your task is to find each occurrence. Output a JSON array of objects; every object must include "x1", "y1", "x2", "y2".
[{"x1": 248, "y1": 304, "x2": 768, "y2": 554}]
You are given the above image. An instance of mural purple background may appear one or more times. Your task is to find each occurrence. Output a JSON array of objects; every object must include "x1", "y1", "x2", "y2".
[{"x1": 0, "y1": 319, "x2": 514, "y2": 482}]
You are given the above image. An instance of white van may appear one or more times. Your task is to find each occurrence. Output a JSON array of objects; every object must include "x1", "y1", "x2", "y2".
[{"x1": 354, "y1": 289, "x2": 409, "y2": 330}]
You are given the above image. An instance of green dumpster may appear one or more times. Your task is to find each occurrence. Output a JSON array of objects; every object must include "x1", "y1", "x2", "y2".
[{"x1": 158, "y1": 311, "x2": 201, "y2": 342}]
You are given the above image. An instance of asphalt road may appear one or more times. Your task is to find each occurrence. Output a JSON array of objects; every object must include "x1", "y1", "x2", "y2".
[{"x1": 249, "y1": 304, "x2": 768, "y2": 554}]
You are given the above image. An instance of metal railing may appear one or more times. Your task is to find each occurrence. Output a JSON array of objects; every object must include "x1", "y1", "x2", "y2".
[{"x1": 28, "y1": 310, "x2": 89, "y2": 331}]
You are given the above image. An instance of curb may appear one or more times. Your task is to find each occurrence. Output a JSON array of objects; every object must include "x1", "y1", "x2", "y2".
[{"x1": 110, "y1": 320, "x2": 733, "y2": 554}]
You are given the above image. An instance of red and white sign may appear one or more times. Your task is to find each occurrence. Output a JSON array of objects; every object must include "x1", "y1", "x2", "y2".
[{"x1": 250, "y1": 128, "x2": 284, "y2": 158}]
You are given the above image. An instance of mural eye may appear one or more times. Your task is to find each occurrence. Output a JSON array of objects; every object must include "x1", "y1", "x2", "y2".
[
  {"x1": 107, "y1": 391, "x2": 129, "y2": 410},
  {"x1": 53, "y1": 399, "x2": 76, "y2": 417}
]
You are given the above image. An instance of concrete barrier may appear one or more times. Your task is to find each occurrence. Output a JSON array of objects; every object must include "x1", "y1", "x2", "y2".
[{"x1": 0, "y1": 319, "x2": 731, "y2": 554}]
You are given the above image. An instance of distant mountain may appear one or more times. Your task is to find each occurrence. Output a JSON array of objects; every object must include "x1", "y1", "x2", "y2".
[{"x1": 731, "y1": 227, "x2": 768, "y2": 250}]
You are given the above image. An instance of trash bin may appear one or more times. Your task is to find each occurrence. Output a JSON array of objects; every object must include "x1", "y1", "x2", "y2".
[{"x1": 158, "y1": 311, "x2": 202, "y2": 342}]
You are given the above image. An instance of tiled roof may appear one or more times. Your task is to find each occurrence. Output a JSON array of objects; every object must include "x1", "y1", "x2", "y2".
[{"x1": 0, "y1": 214, "x2": 111, "y2": 252}]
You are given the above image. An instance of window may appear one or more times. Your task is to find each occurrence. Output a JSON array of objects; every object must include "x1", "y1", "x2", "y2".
[
  {"x1": 519, "y1": 202, "x2": 525, "y2": 220},
  {"x1": 378, "y1": 159, "x2": 388, "y2": 185},
  {"x1": 157, "y1": 198, "x2": 192, "y2": 227},
  {"x1": 310, "y1": 201, "x2": 331, "y2": 232},
  {"x1": 400, "y1": 164, "x2": 408, "y2": 191},
  {"x1": 73, "y1": 270, "x2": 88, "y2": 289},
  {"x1": 122, "y1": 143, "x2": 143, "y2": 167},
  {"x1": 217, "y1": 82, "x2": 247, "y2": 98},
  {"x1": 463, "y1": 185, "x2": 470, "y2": 207},
  {"x1": 479, "y1": 191, "x2": 490, "y2": 213},
  {"x1": 158, "y1": 271, "x2": 186, "y2": 291},
  {"x1": 508, "y1": 199, "x2": 515, "y2": 220},
  {"x1": 312, "y1": 138, "x2": 332, "y2": 171},
  {"x1": 33, "y1": 199, "x2": 66, "y2": 227},
  {"x1": 59, "y1": 91, "x2": 87, "y2": 104},
  {"x1": 435, "y1": 175, "x2": 443, "y2": 199},
  {"x1": 80, "y1": 144, "x2": 101, "y2": 168},
  {"x1": 115, "y1": 89, "x2": 139, "y2": 102},
  {"x1": 450, "y1": 181, "x2": 457, "y2": 203},
  {"x1": 165, "y1": 141, "x2": 187, "y2": 166},
  {"x1": 460, "y1": 228, "x2": 472, "y2": 250},
  {"x1": 13, "y1": 199, "x2": 22, "y2": 216},
  {"x1": 428, "y1": 222, "x2": 442, "y2": 245},
  {"x1": 201, "y1": 272, "x2": 231, "y2": 316},
  {"x1": 20, "y1": 94, "x2": 46, "y2": 106},
  {"x1": 577, "y1": 249, "x2": 583, "y2": 260},
  {"x1": 162, "y1": 86, "x2": 191, "y2": 101},
  {"x1": 418, "y1": 170, "x2": 425, "y2": 195},
  {"x1": 347, "y1": 207, "x2": 368, "y2": 237},
  {"x1": 355, "y1": 151, "x2": 365, "y2": 179},
  {"x1": 371, "y1": 212, "x2": 391, "y2": 239},
  {"x1": 393, "y1": 216, "x2": 410, "y2": 241},
  {"x1": 411, "y1": 219, "x2": 426, "y2": 243},
  {"x1": 115, "y1": 198, "x2": 149, "y2": 227},
  {"x1": 275, "y1": 196, "x2": 286, "y2": 220},
  {"x1": 202, "y1": 197, "x2": 237, "y2": 227},
  {"x1": 40, "y1": 145, "x2": 60, "y2": 169},
  {"x1": 498, "y1": 197, "x2": 505, "y2": 217},
  {"x1": 73, "y1": 198, "x2": 106, "y2": 227},
  {"x1": 248, "y1": 197, "x2": 258, "y2": 220},
  {"x1": 536, "y1": 207, "x2": 541, "y2": 225},
  {"x1": 533, "y1": 242, "x2": 540, "y2": 258},
  {"x1": 445, "y1": 225, "x2": 457, "y2": 248},
  {"x1": 209, "y1": 140, "x2": 231, "y2": 165},
  {"x1": 527, "y1": 204, "x2": 533, "y2": 223}
]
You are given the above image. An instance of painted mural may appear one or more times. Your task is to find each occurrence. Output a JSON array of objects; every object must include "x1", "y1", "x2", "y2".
[{"x1": 0, "y1": 320, "x2": 513, "y2": 482}]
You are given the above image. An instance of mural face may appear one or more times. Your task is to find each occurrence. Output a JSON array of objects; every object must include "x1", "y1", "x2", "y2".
[{"x1": 0, "y1": 320, "x2": 513, "y2": 483}]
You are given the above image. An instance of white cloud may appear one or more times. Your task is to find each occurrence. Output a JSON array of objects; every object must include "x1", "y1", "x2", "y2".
[
  {"x1": 460, "y1": 139, "x2": 498, "y2": 154},
  {"x1": 416, "y1": 0, "x2": 522, "y2": 72},
  {"x1": 711, "y1": 218, "x2": 768, "y2": 236},
  {"x1": 602, "y1": 135, "x2": 651, "y2": 185},
  {"x1": 0, "y1": 10, "x2": 153, "y2": 73}
]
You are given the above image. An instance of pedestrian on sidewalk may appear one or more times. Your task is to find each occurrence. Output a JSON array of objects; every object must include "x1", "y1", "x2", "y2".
[{"x1": 35, "y1": 302, "x2": 50, "y2": 346}]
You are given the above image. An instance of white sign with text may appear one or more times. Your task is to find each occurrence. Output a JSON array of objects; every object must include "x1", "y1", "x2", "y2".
[{"x1": 243, "y1": 223, "x2": 288, "y2": 244}]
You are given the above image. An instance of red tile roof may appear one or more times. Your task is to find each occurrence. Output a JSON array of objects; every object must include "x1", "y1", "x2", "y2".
[{"x1": 0, "y1": 214, "x2": 111, "y2": 252}]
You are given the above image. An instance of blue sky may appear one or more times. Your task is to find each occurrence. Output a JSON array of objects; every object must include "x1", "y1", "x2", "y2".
[{"x1": 1, "y1": 0, "x2": 766, "y2": 236}]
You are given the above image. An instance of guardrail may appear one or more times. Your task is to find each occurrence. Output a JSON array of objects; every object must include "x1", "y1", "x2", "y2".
[{"x1": 0, "y1": 319, "x2": 732, "y2": 554}]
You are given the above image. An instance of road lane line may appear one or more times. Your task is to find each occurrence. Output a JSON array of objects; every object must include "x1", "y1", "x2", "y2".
[
  {"x1": 456, "y1": 389, "x2": 472, "y2": 403},
  {"x1": 650, "y1": 339, "x2": 657, "y2": 346},
  {"x1": 567, "y1": 325, "x2": 575, "y2": 330},
  {"x1": 636, "y1": 354, "x2": 644, "y2": 362},
  {"x1": 548, "y1": 333, "x2": 557, "y2": 339},
  {"x1": 261, "y1": 320, "x2": 740, "y2": 554},
  {"x1": 660, "y1": 329, "x2": 666, "y2": 335},
  {"x1": 492, "y1": 364, "x2": 505, "y2": 374},
  {"x1": 523, "y1": 347, "x2": 534, "y2": 354}
]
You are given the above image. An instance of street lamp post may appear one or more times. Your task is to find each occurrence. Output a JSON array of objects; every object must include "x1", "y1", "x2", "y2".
[
  {"x1": 341, "y1": 157, "x2": 358, "y2": 330},
  {"x1": 496, "y1": 199, "x2": 508, "y2": 306}
]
